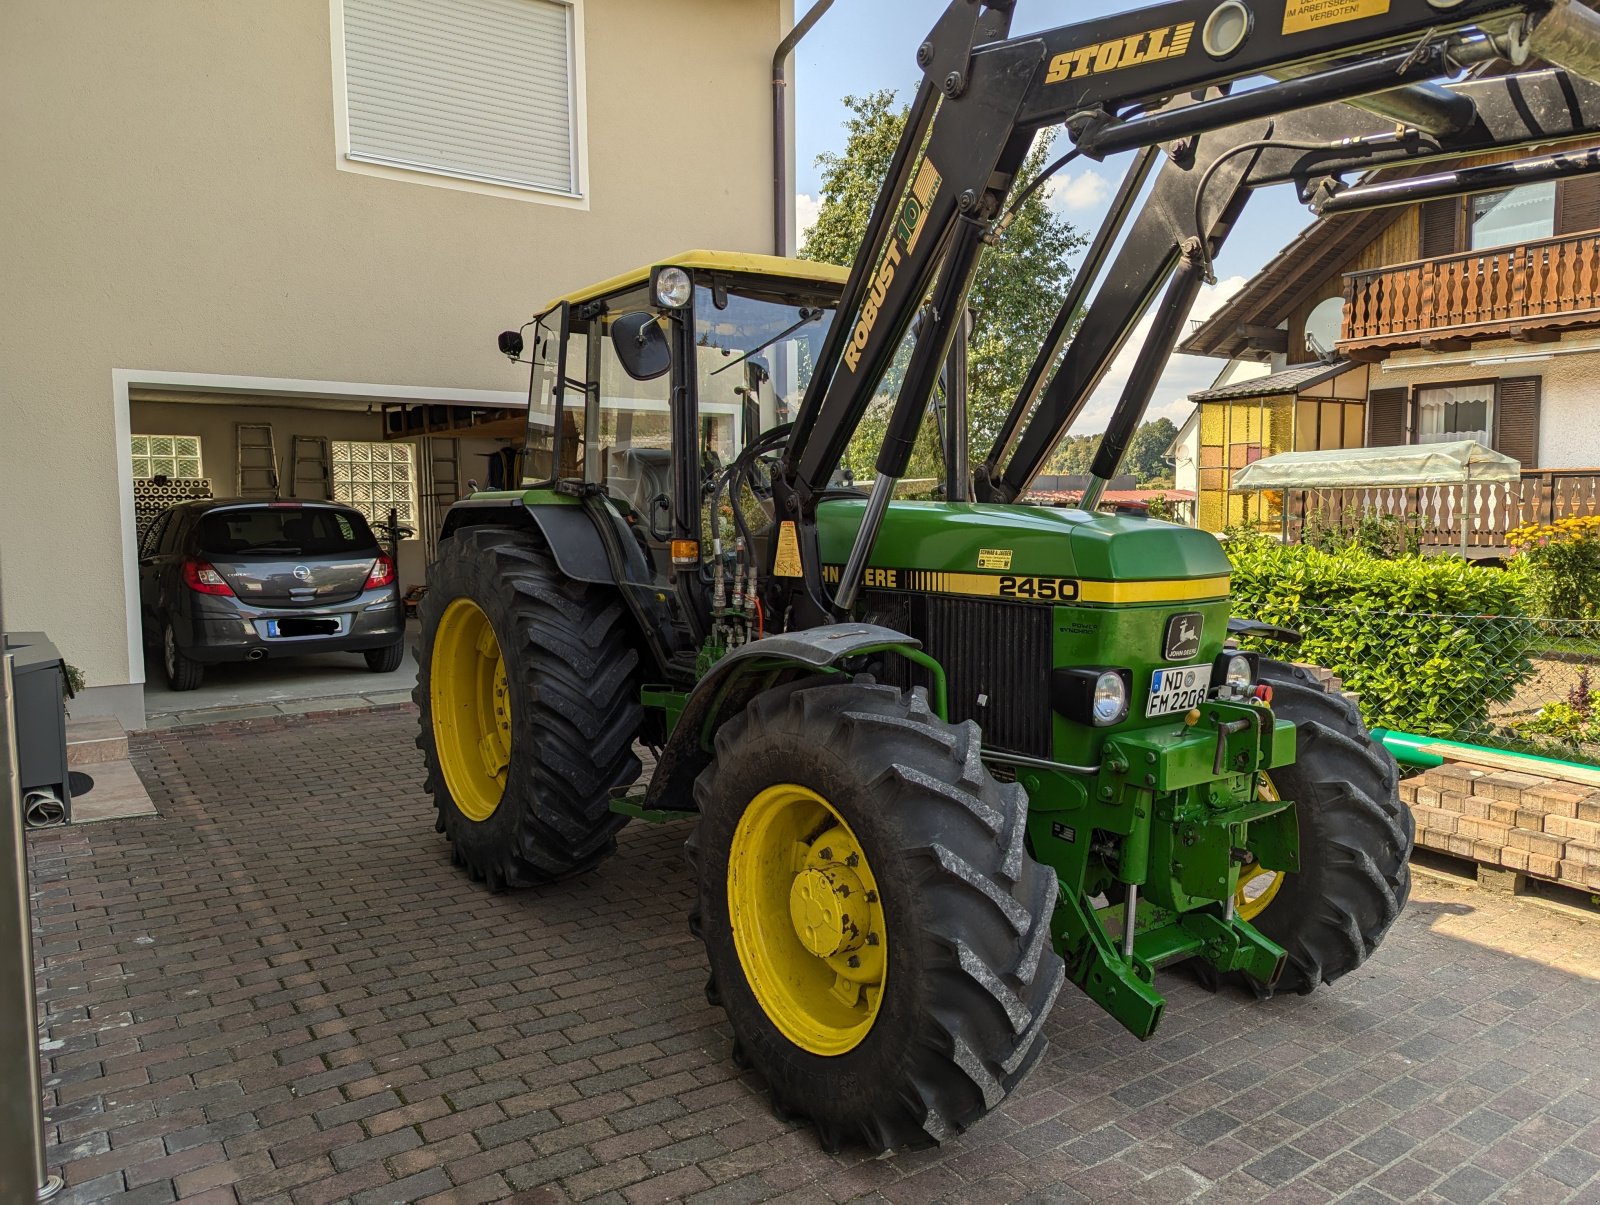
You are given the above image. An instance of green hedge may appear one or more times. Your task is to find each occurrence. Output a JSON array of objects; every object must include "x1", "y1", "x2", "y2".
[{"x1": 1225, "y1": 538, "x2": 1533, "y2": 736}]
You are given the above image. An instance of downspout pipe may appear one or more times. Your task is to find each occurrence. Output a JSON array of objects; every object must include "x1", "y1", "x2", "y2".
[{"x1": 773, "y1": 0, "x2": 837, "y2": 256}]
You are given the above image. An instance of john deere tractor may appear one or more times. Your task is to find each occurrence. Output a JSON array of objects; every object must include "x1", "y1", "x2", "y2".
[{"x1": 416, "y1": 0, "x2": 1600, "y2": 1153}]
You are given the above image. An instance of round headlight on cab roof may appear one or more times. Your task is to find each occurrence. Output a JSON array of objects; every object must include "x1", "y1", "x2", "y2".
[{"x1": 653, "y1": 266, "x2": 693, "y2": 308}]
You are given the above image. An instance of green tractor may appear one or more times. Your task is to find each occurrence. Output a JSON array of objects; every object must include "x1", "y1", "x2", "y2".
[{"x1": 415, "y1": 0, "x2": 1600, "y2": 1154}]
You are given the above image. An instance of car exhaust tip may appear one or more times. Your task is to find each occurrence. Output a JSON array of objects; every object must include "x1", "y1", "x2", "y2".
[{"x1": 247, "y1": 648, "x2": 267, "y2": 661}]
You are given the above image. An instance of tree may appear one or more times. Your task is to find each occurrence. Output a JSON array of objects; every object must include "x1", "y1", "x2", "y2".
[
  {"x1": 1123, "y1": 416, "x2": 1178, "y2": 486},
  {"x1": 1043, "y1": 433, "x2": 1098, "y2": 477},
  {"x1": 803, "y1": 91, "x2": 1085, "y2": 482},
  {"x1": 1041, "y1": 418, "x2": 1177, "y2": 485}
]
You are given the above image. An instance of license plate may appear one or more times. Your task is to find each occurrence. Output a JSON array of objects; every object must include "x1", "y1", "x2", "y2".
[
  {"x1": 264, "y1": 617, "x2": 341, "y2": 638},
  {"x1": 1147, "y1": 664, "x2": 1212, "y2": 718}
]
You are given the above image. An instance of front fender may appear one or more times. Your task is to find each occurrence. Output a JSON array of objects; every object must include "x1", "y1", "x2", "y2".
[{"x1": 643, "y1": 623, "x2": 930, "y2": 811}]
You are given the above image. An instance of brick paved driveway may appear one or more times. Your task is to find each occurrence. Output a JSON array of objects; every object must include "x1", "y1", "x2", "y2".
[{"x1": 27, "y1": 708, "x2": 1600, "y2": 1204}]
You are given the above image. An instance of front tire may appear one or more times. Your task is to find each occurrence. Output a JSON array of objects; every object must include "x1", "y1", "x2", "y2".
[
  {"x1": 689, "y1": 679, "x2": 1064, "y2": 1153},
  {"x1": 1241, "y1": 659, "x2": 1412, "y2": 994},
  {"x1": 414, "y1": 526, "x2": 642, "y2": 889}
]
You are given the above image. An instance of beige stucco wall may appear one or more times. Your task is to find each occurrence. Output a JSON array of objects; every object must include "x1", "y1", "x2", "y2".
[
  {"x1": 0, "y1": 0, "x2": 788, "y2": 709},
  {"x1": 1366, "y1": 334, "x2": 1600, "y2": 470}
]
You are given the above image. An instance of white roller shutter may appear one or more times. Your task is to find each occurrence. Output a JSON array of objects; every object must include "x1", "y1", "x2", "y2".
[{"x1": 341, "y1": 0, "x2": 577, "y2": 196}]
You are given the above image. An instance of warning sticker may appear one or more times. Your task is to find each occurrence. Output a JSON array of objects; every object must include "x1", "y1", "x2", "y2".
[
  {"x1": 1282, "y1": 0, "x2": 1389, "y2": 35},
  {"x1": 977, "y1": 548, "x2": 1014, "y2": 570},
  {"x1": 773, "y1": 521, "x2": 804, "y2": 578}
]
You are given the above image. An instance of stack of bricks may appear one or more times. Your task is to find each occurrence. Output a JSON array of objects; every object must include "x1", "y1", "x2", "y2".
[{"x1": 1403, "y1": 762, "x2": 1600, "y2": 893}]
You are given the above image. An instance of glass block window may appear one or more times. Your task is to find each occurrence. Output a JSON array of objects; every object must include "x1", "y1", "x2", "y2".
[
  {"x1": 131, "y1": 434, "x2": 203, "y2": 480},
  {"x1": 332, "y1": 441, "x2": 416, "y2": 525}
]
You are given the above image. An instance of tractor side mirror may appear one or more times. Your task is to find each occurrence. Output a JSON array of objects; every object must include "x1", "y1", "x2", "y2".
[
  {"x1": 611, "y1": 312, "x2": 671, "y2": 381},
  {"x1": 497, "y1": 329, "x2": 524, "y2": 359}
]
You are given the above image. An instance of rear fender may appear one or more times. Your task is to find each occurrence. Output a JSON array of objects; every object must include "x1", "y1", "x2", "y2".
[
  {"x1": 643, "y1": 623, "x2": 935, "y2": 811},
  {"x1": 441, "y1": 496, "x2": 614, "y2": 584},
  {"x1": 440, "y1": 496, "x2": 675, "y2": 677}
]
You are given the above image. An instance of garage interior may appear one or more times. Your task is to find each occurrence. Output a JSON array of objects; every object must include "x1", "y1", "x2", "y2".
[{"x1": 128, "y1": 388, "x2": 527, "y2": 722}]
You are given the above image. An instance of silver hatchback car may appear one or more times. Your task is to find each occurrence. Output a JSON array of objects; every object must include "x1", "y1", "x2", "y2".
[{"x1": 138, "y1": 499, "x2": 406, "y2": 691}]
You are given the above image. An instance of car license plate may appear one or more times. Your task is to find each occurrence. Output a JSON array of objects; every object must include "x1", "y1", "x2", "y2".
[
  {"x1": 264, "y1": 617, "x2": 342, "y2": 638},
  {"x1": 1147, "y1": 664, "x2": 1212, "y2": 718}
]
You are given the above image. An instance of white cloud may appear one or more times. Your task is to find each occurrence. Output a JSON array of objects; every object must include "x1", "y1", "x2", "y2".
[
  {"x1": 1067, "y1": 274, "x2": 1248, "y2": 437},
  {"x1": 1045, "y1": 169, "x2": 1112, "y2": 214},
  {"x1": 795, "y1": 193, "x2": 822, "y2": 246}
]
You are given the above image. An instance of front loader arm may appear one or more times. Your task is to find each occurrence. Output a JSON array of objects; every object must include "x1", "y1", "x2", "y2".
[
  {"x1": 987, "y1": 65, "x2": 1600, "y2": 500},
  {"x1": 770, "y1": 0, "x2": 1600, "y2": 613}
]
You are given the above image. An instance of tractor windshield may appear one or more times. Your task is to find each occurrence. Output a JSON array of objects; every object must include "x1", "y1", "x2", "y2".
[{"x1": 693, "y1": 283, "x2": 836, "y2": 466}]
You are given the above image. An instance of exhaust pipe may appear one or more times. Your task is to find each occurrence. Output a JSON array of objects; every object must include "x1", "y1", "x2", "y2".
[{"x1": 247, "y1": 648, "x2": 267, "y2": 661}]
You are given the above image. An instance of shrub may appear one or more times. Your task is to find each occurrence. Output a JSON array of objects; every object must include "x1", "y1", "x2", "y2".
[
  {"x1": 1505, "y1": 515, "x2": 1600, "y2": 619},
  {"x1": 1225, "y1": 541, "x2": 1533, "y2": 736},
  {"x1": 1301, "y1": 509, "x2": 1422, "y2": 559}
]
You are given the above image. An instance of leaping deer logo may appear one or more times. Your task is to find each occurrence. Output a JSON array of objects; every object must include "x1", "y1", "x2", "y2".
[{"x1": 1167, "y1": 613, "x2": 1202, "y2": 660}]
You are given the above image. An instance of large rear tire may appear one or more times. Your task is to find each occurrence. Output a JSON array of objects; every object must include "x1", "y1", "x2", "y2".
[
  {"x1": 414, "y1": 526, "x2": 642, "y2": 889},
  {"x1": 688, "y1": 679, "x2": 1064, "y2": 1154},
  {"x1": 1238, "y1": 659, "x2": 1412, "y2": 995}
]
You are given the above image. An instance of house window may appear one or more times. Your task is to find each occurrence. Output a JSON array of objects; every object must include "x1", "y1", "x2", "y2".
[
  {"x1": 1415, "y1": 383, "x2": 1493, "y2": 445},
  {"x1": 338, "y1": 0, "x2": 580, "y2": 198},
  {"x1": 1470, "y1": 182, "x2": 1556, "y2": 250},
  {"x1": 131, "y1": 434, "x2": 202, "y2": 480},
  {"x1": 331, "y1": 441, "x2": 416, "y2": 526}
]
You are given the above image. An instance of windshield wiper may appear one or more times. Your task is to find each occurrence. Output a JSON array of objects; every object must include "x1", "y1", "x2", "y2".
[{"x1": 710, "y1": 308, "x2": 825, "y2": 376}]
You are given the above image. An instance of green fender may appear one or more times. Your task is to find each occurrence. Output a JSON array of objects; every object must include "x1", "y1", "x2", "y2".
[{"x1": 641, "y1": 623, "x2": 945, "y2": 811}]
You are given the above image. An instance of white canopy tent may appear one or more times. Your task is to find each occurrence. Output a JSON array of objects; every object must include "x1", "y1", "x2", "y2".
[{"x1": 1230, "y1": 441, "x2": 1521, "y2": 553}]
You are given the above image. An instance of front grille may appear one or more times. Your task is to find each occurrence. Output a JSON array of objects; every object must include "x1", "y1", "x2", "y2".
[{"x1": 863, "y1": 593, "x2": 1053, "y2": 757}]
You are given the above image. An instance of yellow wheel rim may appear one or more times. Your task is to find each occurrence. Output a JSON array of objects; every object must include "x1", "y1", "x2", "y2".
[
  {"x1": 727, "y1": 785, "x2": 887, "y2": 1056},
  {"x1": 1237, "y1": 775, "x2": 1286, "y2": 922},
  {"x1": 430, "y1": 597, "x2": 512, "y2": 823}
]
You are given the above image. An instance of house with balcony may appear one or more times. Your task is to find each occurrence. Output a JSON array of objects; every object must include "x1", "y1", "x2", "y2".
[{"x1": 1179, "y1": 141, "x2": 1600, "y2": 549}]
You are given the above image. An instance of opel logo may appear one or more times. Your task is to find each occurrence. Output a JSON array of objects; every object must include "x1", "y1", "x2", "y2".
[{"x1": 293, "y1": 565, "x2": 314, "y2": 583}]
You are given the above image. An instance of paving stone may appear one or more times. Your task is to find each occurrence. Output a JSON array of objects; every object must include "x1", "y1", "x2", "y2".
[{"x1": 25, "y1": 709, "x2": 1600, "y2": 1205}]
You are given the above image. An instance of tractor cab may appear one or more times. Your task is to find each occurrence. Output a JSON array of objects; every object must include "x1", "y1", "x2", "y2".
[{"x1": 506, "y1": 252, "x2": 847, "y2": 586}]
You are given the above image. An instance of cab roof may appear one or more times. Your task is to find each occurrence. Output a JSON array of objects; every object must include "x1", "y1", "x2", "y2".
[{"x1": 539, "y1": 250, "x2": 849, "y2": 312}]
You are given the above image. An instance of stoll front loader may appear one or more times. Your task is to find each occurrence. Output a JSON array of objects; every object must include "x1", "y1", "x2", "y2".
[{"x1": 416, "y1": 0, "x2": 1600, "y2": 1152}]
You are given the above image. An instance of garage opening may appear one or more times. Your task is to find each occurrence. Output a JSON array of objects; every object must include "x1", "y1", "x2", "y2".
[{"x1": 127, "y1": 388, "x2": 526, "y2": 724}]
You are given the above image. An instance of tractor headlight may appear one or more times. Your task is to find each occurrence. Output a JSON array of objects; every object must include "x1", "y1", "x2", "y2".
[
  {"x1": 1213, "y1": 650, "x2": 1258, "y2": 695},
  {"x1": 1051, "y1": 666, "x2": 1132, "y2": 728},
  {"x1": 1092, "y1": 672, "x2": 1129, "y2": 726},
  {"x1": 1225, "y1": 654, "x2": 1253, "y2": 690},
  {"x1": 653, "y1": 266, "x2": 693, "y2": 308}
]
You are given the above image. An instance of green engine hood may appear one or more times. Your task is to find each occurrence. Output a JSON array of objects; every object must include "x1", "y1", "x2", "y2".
[{"x1": 815, "y1": 500, "x2": 1229, "y2": 591}]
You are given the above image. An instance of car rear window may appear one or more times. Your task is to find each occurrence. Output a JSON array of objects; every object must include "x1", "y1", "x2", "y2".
[{"x1": 196, "y1": 507, "x2": 377, "y2": 556}]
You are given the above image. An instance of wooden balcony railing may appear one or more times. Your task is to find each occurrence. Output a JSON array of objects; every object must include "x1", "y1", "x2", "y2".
[
  {"x1": 1284, "y1": 469, "x2": 1600, "y2": 552},
  {"x1": 1339, "y1": 232, "x2": 1600, "y2": 350}
]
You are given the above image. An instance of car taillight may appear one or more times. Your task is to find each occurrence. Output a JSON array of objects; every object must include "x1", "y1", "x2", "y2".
[
  {"x1": 366, "y1": 553, "x2": 396, "y2": 589},
  {"x1": 182, "y1": 560, "x2": 234, "y2": 596}
]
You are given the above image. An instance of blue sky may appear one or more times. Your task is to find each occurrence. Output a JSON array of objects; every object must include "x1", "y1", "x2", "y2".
[{"x1": 791, "y1": 0, "x2": 1314, "y2": 436}]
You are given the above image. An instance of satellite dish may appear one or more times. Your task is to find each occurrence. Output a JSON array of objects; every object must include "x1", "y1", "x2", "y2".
[{"x1": 1304, "y1": 297, "x2": 1344, "y2": 362}]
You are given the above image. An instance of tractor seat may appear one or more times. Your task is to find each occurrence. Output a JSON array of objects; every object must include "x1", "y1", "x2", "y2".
[{"x1": 606, "y1": 445, "x2": 672, "y2": 519}]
